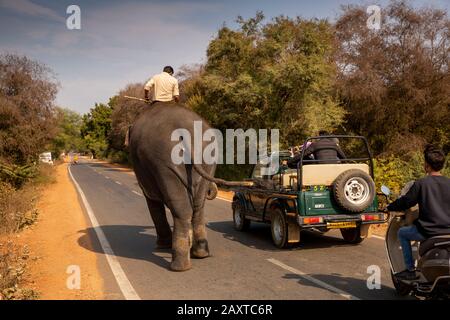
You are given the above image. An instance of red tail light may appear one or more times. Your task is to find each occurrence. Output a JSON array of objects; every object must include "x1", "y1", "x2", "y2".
[
  {"x1": 303, "y1": 217, "x2": 324, "y2": 224},
  {"x1": 361, "y1": 214, "x2": 380, "y2": 221}
]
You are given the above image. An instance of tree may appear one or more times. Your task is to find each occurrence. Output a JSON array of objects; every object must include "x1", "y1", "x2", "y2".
[
  {"x1": 335, "y1": 0, "x2": 450, "y2": 155},
  {"x1": 108, "y1": 83, "x2": 147, "y2": 152},
  {"x1": 183, "y1": 13, "x2": 346, "y2": 146},
  {"x1": 51, "y1": 107, "x2": 86, "y2": 157},
  {"x1": 0, "y1": 53, "x2": 58, "y2": 165},
  {"x1": 80, "y1": 102, "x2": 113, "y2": 158}
]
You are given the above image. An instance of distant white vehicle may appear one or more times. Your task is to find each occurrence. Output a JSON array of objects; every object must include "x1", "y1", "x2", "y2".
[{"x1": 39, "y1": 152, "x2": 54, "y2": 165}]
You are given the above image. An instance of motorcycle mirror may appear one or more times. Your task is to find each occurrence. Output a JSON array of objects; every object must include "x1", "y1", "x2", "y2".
[{"x1": 381, "y1": 185, "x2": 391, "y2": 196}]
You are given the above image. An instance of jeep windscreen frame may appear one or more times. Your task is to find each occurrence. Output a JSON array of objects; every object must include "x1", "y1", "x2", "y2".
[{"x1": 296, "y1": 135, "x2": 374, "y2": 191}]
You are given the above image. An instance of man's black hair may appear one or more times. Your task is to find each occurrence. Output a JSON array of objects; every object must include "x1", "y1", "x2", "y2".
[
  {"x1": 319, "y1": 130, "x2": 329, "y2": 136},
  {"x1": 424, "y1": 144, "x2": 446, "y2": 171},
  {"x1": 163, "y1": 66, "x2": 174, "y2": 74}
]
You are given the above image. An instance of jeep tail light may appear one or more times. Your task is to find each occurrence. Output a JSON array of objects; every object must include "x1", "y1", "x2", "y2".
[
  {"x1": 302, "y1": 217, "x2": 324, "y2": 224},
  {"x1": 361, "y1": 214, "x2": 380, "y2": 221}
]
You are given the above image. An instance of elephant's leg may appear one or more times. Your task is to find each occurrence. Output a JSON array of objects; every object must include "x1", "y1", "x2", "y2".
[
  {"x1": 145, "y1": 197, "x2": 172, "y2": 248},
  {"x1": 191, "y1": 206, "x2": 210, "y2": 259},
  {"x1": 171, "y1": 216, "x2": 192, "y2": 271}
]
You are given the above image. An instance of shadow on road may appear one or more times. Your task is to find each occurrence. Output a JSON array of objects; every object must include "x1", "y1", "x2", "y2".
[
  {"x1": 77, "y1": 225, "x2": 171, "y2": 270},
  {"x1": 208, "y1": 221, "x2": 359, "y2": 252},
  {"x1": 282, "y1": 273, "x2": 403, "y2": 300}
]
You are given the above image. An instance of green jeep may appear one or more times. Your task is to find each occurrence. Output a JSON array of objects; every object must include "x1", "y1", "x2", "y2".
[{"x1": 231, "y1": 135, "x2": 388, "y2": 248}]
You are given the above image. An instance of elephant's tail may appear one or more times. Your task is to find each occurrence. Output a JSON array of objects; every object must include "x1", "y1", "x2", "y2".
[{"x1": 192, "y1": 164, "x2": 254, "y2": 187}]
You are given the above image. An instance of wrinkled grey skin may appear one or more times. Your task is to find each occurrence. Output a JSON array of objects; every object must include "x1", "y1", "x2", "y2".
[{"x1": 129, "y1": 102, "x2": 216, "y2": 271}]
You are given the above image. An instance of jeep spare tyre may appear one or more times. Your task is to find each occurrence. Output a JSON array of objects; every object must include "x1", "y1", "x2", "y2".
[{"x1": 333, "y1": 169, "x2": 375, "y2": 213}]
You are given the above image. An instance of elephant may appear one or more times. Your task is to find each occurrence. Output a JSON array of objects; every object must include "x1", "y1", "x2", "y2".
[{"x1": 129, "y1": 102, "x2": 251, "y2": 271}]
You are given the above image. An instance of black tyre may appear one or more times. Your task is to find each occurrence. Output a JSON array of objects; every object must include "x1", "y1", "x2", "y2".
[
  {"x1": 391, "y1": 271, "x2": 412, "y2": 296},
  {"x1": 270, "y1": 208, "x2": 290, "y2": 248},
  {"x1": 232, "y1": 200, "x2": 250, "y2": 231},
  {"x1": 340, "y1": 226, "x2": 365, "y2": 244},
  {"x1": 206, "y1": 182, "x2": 218, "y2": 200},
  {"x1": 333, "y1": 169, "x2": 375, "y2": 213}
]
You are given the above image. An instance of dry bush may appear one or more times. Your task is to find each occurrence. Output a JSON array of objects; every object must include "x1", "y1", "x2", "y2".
[
  {"x1": 335, "y1": 1, "x2": 450, "y2": 155},
  {"x1": 0, "y1": 182, "x2": 39, "y2": 234},
  {"x1": 0, "y1": 164, "x2": 54, "y2": 234},
  {"x1": 0, "y1": 53, "x2": 58, "y2": 165},
  {"x1": 109, "y1": 83, "x2": 147, "y2": 151},
  {"x1": 0, "y1": 163, "x2": 54, "y2": 300},
  {"x1": 0, "y1": 240, "x2": 37, "y2": 300},
  {"x1": 31, "y1": 163, "x2": 56, "y2": 186}
]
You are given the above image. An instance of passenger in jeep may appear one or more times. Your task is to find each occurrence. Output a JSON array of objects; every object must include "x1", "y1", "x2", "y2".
[
  {"x1": 387, "y1": 144, "x2": 450, "y2": 280},
  {"x1": 287, "y1": 131, "x2": 346, "y2": 168}
]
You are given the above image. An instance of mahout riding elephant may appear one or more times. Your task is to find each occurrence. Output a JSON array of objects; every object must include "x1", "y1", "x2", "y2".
[{"x1": 129, "y1": 102, "x2": 249, "y2": 271}]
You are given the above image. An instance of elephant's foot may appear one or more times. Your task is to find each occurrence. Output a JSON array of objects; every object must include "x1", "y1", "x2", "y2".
[
  {"x1": 170, "y1": 254, "x2": 191, "y2": 272},
  {"x1": 156, "y1": 237, "x2": 172, "y2": 249},
  {"x1": 191, "y1": 239, "x2": 210, "y2": 259}
]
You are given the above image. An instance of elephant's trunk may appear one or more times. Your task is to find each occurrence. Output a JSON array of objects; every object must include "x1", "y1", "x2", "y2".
[{"x1": 193, "y1": 164, "x2": 254, "y2": 187}]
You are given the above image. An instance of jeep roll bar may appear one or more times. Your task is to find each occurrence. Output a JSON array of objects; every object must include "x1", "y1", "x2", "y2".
[{"x1": 296, "y1": 135, "x2": 374, "y2": 191}]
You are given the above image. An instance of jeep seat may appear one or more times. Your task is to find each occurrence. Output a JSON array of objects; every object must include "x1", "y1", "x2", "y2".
[
  {"x1": 276, "y1": 163, "x2": 371, "y2": 189},
  {"x1": 303, "y1": 163, "x2": 370, "y2": 186}
]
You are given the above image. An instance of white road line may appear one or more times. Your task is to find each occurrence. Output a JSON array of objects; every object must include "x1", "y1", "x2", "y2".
[
  {"x1": 372, "y1": 235, "x2": 385, "y2": 240},
  {"x1": 267, "y1": 258, "x2": 360, "y2": 300},
  {"x1": 115, "y1": 181, "x2": 122, "y2": 185},
  {"x1": 132, "y1": 190, "x2": 143, "y2": 197},
  {"x1": 68, "y1": 165, "x2": 141, "y2": 300}
]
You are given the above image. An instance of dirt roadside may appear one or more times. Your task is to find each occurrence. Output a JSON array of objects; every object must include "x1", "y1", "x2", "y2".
[{"x1": 17, "y1": 163, "x2": 104, "y2": 299}]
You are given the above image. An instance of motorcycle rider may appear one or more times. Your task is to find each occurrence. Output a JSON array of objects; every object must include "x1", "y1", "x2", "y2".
[{"x1": 387, "y1": 144, "x2": 450, "y2": 280}]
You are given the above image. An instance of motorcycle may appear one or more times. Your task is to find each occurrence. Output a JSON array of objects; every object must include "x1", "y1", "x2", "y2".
[{"x1": 381, "y1": 184, "x2": 450, "y2": 299}]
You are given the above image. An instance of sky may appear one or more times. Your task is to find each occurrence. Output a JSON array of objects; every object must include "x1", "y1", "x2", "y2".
[{"x1": 0, "y1": 0, "x2": 448, "y2": 114}]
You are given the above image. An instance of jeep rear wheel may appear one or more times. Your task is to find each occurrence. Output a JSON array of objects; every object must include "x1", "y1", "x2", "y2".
[
  {"x1": 271, "y1": 208, "x2": 290, "y2": 248},
  {"x1": 232, "y1": 200, "x2": 250, "y2": 231},
  {"x1": 333, "y1": 169, "x2": 375, "y2": 213}
]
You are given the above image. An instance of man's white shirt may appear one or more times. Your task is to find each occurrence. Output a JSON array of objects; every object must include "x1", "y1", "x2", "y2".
[{"x1": 144, "y1": 72, "x2": 179, "y2": 102}]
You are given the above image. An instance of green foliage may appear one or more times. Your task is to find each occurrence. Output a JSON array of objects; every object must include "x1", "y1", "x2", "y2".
[
  {"x1": 374, "y1": 152, "x2": 450, "y2": 194},
  {"x1": 50, "y1": 107, "x2": 86, "y2": 157},
  {"x1": 442, "y1": 154, "x2": 450, "y2": 178},
  {"x1": 80, "y1": 102, "x2": 113, "y2": 159},
  {"x1": 108, "y1": 150, "x2": 130, "y2": 165},
  {"x1": 215, "y1": 164, "x2": 254, "y2": 181},
  {"x1": 0, "y1": 161, "x2": 37, "y2": 188},
  {"x1": 184, "y1": 14, "x2": 346, "y2": 147}
]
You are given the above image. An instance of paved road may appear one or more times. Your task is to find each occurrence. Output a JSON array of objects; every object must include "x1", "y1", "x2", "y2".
[{"x1": 69, "y1": 160, "x2": 405, "y2": 300}]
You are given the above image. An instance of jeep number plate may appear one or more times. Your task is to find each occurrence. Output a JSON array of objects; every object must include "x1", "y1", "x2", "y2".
[{"x1": 327, "y1": 221, "x2": 357, "y2": 229}]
